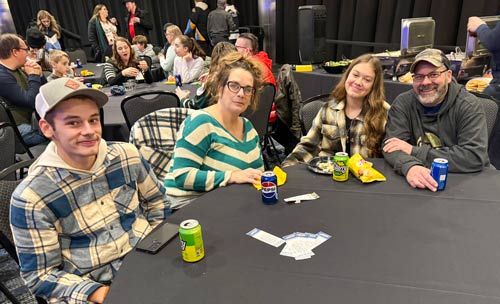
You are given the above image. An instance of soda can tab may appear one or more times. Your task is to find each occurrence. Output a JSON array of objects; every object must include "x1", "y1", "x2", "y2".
[
  {"x1": 179, "y1": 219, "x2": 205, "y2": 262},
  {"x1": 430, "y1": 158, "x2": 448, "y2": 191},
  {"x1": 261, "y1": 171, "x2": 278, "y2": 204}
]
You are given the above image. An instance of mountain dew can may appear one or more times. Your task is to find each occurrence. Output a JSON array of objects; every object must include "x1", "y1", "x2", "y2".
[
  {"x1": 179, "y1": 219, "x2": 204, "y2": 262},
  {"x1": 333, "y1": 152, "x2": 349, "y2": 182}
]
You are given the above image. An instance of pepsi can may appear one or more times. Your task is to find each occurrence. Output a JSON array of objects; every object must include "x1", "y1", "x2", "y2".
[
  {"x1": 261, "y1": 171, "x2": 278, "y2": 204},
  {"x1": 175, "y1": 74, "x2": 182, "y2": 87},
  {"x1": 430, "y1": 158, "x2": 448, "y2": 191}
]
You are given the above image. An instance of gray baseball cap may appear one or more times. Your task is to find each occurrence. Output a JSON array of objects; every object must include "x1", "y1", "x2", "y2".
[
  {"x1": 410, "y1": 48, "x2": 451, "y2": 73},
  {"x1": 35, "y1": 78, "x2": 108, "y2": 119}
]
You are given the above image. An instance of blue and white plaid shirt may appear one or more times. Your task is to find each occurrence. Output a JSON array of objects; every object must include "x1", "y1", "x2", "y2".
[{"x1": 10, "y1": 141, "x2": 171, "y2": 304}]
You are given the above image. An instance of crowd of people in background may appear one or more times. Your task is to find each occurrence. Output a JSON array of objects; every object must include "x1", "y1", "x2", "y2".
[{"x1": 0, "y1": 1, "x2": 498, "y2": 303}]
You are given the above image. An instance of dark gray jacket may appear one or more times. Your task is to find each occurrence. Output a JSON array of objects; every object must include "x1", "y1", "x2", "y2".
[{"x1": 383, "y1": 80, "x2": 489, "y2": 175}]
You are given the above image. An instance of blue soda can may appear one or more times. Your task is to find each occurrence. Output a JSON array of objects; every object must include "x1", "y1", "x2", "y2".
[
  {"x1": 175, "y1": 74, "x2": 182, "y2": 87},
  {"x1": 261, "y1": 171, "x2": 278, "y2": 204},
  {"x1": 430, "y1": 158, "x2": 448, "y2": 191},
  {"x1": 76, "y1": 58, "x2": 82, "y2": 68}
]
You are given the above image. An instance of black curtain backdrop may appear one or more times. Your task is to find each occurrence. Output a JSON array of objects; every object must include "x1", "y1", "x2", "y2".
[
  {"x1": 7, "y1": 0, "x2": 500, "y2": 63},
  {"x1": 8, "y1": 0, "x2": 258, "y2": 53},
  {"x1": 277, "y1": 0, "x2": 500, "y2": 63}
]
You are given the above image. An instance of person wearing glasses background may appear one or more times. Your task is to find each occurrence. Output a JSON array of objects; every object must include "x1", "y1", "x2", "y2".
[
  {"x1": 282, "y1": 54, "x2": 389, "y2": 167},
  {"x1": 235, "y1": 32, "x2": 276, "y2": 86},
  {"x1": 0, "y1": 33, "x2": 47, "y2": 146},
  {"x1": 165, "y1": 52, "x2": 264, "y2": 209},
  {"x1": 158, "y1": 24, "x2": 182, "y2": 77},
  {"x1": 383, "y1": 48, "x2": 489, "y2": 191}
]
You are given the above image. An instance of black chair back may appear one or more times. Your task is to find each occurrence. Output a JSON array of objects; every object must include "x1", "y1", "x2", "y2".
[
  {"x1": 121, "y1": 91, "x2": 180, "y2": 129},
  {"x1": 470, "y1": 91, "x2": 499, "y2": 139},
  {"x1": 243, "y1": 83, "x2": 276, "y2": 139},
  {"x1": 243, "y1": 83, "x2": 280, "y2": 169},
  {"x1": 299, "y1": 93, "x2": 330, "y2": 135},
  {"x1": 0, "y1": 99, "x2": 35, "y2": 158},
  {"x1": 138, "y1": 55, "x2": 152, "y2": 68},
  {"x1": 0, "y1": 179, "x2": 22, "y2": 259},
  {"x1": 0, "y1": 123, "x2": 17, "y2": 180}
]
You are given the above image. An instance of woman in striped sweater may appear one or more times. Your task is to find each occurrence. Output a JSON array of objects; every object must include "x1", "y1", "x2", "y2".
[{"x1": 165, "y1": 52, "x2": 264, "y2": 208}]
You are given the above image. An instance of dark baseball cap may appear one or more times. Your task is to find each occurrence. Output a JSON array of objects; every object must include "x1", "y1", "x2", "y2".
[{"x1": 410, "y1": 48, "x2": 451, "y2": 73}]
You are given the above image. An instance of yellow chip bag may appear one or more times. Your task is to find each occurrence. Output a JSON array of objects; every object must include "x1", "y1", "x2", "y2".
[
  {"x1": 80, "y1": 70, "x2": 94, "y2": 77},
  {"x1": 347, "y1": 153, "x2": 386, "y2": 183}
]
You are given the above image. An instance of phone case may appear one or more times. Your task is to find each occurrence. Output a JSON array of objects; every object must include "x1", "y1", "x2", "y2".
[{"x1": 136, "y1": 222, "x2": 179, "y2": 254}]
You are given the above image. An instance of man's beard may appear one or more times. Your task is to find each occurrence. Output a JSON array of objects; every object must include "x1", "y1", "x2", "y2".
[{"x1": 416, "y1": 83, "x2": 448, "y2": 106}]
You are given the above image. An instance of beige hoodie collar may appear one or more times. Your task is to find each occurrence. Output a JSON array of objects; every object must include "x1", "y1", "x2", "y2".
[{"x1": 28, "y1": 139, "x2": 109, "y2": 175}]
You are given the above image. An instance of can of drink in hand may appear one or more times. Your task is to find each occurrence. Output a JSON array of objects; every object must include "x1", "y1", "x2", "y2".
[
  {"x1": 179, "y1": 219, "x2": 205, "y2": 262},
  {"x1": 430, "y1": 158, "x2": 448, "y2": 191},
  {"x1": 333, "y1": 152, "x2": 349, "y2": 182},
  {"x1": 261, "y1": 171, "x2": 278, "y2": 204},
  {"x1": 175, "y1": 74, "x2": 182, "y2": 87}
]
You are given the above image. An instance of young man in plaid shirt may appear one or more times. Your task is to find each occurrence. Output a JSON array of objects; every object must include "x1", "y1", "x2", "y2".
[{"x1": 10, "y1": 78, "x2": 171, "y2": 303}]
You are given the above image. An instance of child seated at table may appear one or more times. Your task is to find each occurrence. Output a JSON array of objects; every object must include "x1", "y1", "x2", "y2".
[
  {"x1": 132, "y1": 34, "x2": 159, "y2": 64},
  {"x1": 46, "y1": 50, "x2": 83, "y2": 82},
  {"x1": 172, "y1": 35, "x2": 206, "y2": 84}
]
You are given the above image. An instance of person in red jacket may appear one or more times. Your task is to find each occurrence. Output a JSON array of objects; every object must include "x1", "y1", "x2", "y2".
[{"x1": 235, "y1": 32, "x2": 276, "y2": 86}]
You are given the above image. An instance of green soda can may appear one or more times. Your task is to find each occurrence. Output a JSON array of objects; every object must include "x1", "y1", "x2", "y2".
[
  {"x1": 179, "y1": 219, "x2": 205, "y2": 262},
  {"x1": 333, "y1": 152, "x2": 349, "y2": 182}
]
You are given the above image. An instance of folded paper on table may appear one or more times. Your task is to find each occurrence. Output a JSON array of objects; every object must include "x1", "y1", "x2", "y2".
[{"x1": 284, "y1": 192, "x2": 320, "y2": 204}]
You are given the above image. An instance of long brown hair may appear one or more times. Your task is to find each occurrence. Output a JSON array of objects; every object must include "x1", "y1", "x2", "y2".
[
  {"x1": 175, "y1": 35, "x2": 206, "y2": 60},
  {"x1": 110, "y1": 37, "x2": 138, "y2": 69},
  {"x1": 91, "y1": 4, "x2": 106, "y2": 21},
  {"x1": 331, "y1": 54, "x2": 387, "y2": 157},
  {"x1": 37, "y1": 10, "x2": 60, "y2": 38}
]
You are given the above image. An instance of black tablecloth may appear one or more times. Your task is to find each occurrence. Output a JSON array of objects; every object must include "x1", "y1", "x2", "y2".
[
  {"x1": 106, "y1": 159, "x2": 500, "y2": 304},
  {"x1": 77, "y1": 63, "x2": 104, "y2": 85},
  {"x1": 294, "y1": 69, "x2": 412, "y2": 103}
]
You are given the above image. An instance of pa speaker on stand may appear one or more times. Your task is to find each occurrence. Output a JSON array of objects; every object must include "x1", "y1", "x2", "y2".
[{"x1": 298, "y1": 5, "x2": 327, "y2": 64}]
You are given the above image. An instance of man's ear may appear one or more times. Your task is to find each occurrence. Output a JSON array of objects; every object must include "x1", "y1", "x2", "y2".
[
  {"x1": 39, "y1": 119, "x2": 53, "y2": 139},
  {"x1": 446, "y1": 70, "x2": 453, "y2": 84}
]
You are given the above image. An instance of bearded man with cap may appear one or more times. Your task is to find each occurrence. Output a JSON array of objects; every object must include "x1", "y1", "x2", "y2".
[
  {"x1": 10, "y1": 78, "x2": 171, "y2": 304},
  {"x1": 382, "y1": 48, "x2": 490, "y2": 191}
]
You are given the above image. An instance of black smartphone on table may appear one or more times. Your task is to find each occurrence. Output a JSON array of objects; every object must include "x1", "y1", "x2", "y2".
[{"x1": 136, "y1": 222, "x2": 179, "y2": 254}]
